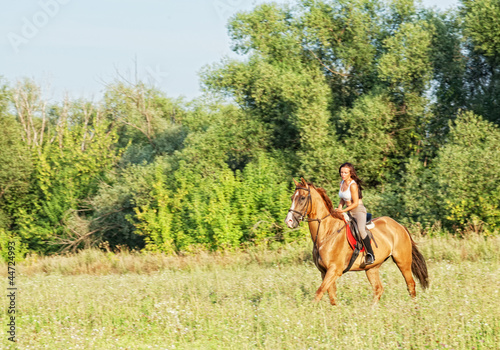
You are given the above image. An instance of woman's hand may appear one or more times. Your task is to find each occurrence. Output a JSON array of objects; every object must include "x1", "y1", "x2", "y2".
[{"x1": 334, "y1": 208, "x2": 344, "y2": 213}]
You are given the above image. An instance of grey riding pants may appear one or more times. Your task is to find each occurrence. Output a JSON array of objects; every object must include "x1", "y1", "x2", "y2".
[{"x1": 350, "y1": 204, "x2": 367, "y2": 239}]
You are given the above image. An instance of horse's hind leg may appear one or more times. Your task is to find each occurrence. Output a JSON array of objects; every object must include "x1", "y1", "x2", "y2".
[
  {"x1": 392, "y1": 254, "x2": 416, "y2": 298},
  {"x1": 365, "y1": 266, "x2": 384, "y2": 305}
]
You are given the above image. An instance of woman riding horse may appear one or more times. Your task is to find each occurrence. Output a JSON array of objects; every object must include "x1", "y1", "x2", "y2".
[
  {"x1": 285, "y1": 177, "x2": 428, "y2": 305},
  {"x1": 335, "y1": 162, "x2": 375, "y2": 265}
]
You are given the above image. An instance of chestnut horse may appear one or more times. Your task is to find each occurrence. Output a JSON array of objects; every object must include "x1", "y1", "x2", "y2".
[{"x1": 285, "y1": 178, "x2": 428, "y2": 305}]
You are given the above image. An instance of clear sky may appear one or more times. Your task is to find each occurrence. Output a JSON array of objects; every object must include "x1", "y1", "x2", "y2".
[{"x1": 0, "y1": 0, "x2": 459, "y2": 102}]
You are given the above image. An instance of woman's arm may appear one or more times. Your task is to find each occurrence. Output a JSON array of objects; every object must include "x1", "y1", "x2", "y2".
[
  {"x1": 337, "y1": 181, "x2": 345, "y2": 210},
  {"x1": 337, "y1": 198, "x2": 345, "y2": 211},
  {"x1": 337, "y1": 183, "x2": 360, "y2": 213}
]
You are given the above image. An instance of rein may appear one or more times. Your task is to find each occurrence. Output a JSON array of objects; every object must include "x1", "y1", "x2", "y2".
[{"x1": 289, "y1": 185, "x2": 353, "y2": 273}]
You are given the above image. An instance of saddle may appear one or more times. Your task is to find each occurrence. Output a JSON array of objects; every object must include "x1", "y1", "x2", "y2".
[{"x1": 342, "y1": 212, "x2": 377, "y2": 273}]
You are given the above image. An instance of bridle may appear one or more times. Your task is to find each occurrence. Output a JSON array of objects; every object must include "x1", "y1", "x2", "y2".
[
  {"x1": 288, "y1": 185, "x2": 335, "y2": 224},
  {"x1": 287, "y1": 186, "x2": 312, "y2": 222},
  {"x1": 288, "y1": 184, "x2": 354, "y2": 274},
  {"x1": 288, "y1": 186, "x2": 335, "y2": 247}
]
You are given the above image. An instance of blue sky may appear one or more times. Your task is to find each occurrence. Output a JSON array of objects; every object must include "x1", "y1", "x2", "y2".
[{"x1": 1, "y1": 0, "x2": 459, "y2": 102}]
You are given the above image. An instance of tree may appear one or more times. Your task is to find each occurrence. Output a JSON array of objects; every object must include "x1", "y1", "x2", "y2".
[
  {"x1": 460, "y1": 0, "x2": 500, "y2": 124},
  {"x1": 433, "y1": 112, "x2": 500, "y2": 233},
  {"x1": 103, "y1": 81, "x2": 187, "y2": 165},
  {"x1": 0, "y1": 82, "x2": 33, "y2": 231},
  {"x1": 337, "y1": 93, "x2": 398, "y2": 184},
  {"x1": 14, "y1": 96, "x2": 121, "y2": 253}
]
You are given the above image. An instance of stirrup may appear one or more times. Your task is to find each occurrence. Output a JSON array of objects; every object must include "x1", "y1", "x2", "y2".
[{"x1": 365, "y1": 253, "x2": 375, "y2": 265}]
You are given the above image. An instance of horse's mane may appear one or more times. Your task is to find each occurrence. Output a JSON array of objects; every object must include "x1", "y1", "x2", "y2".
[{"x1": 305, "y1": 181, "x2": 343, "y2": 220}]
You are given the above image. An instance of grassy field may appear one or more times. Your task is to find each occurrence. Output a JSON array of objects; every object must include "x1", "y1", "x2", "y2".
[{"x1": 1, "y1": 235, "x2": 499, "y2": 349}]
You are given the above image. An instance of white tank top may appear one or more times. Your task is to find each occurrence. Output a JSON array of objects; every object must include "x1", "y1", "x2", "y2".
[{"x1": 339, "y1": 180, "x2": 355, "y2": 201}]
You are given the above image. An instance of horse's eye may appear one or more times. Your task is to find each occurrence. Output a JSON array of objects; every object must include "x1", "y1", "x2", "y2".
[{"x1": 300, "y1": 196, "x2": 306, "y2": 201}]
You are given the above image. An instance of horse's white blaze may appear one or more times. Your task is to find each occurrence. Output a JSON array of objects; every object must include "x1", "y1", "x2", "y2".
[{"x1": 285, "y1": 191, "x2": 299, "y2": 228}]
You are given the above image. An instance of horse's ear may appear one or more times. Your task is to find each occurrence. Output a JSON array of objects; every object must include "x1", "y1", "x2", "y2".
[
  {"x1": 300, "y1": 177, "x2": 308, "y2": 188},
  {"x1": 293, "y1": 178, "x2": 299, "y2": 187}
]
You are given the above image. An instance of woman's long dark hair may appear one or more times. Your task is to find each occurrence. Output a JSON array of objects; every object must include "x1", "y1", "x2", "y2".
[{"x1": 339, "y1": 162, "x2": 364, "y2": 199}]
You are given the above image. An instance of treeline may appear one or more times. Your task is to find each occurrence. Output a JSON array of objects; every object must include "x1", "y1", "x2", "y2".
[{"x1": 1, "y1": 0, "x2": 500, "y2": 257}]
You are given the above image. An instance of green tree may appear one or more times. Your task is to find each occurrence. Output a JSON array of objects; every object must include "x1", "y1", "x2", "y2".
[
  {"x1": 433, "y1": 112, "x2": 500, "y2": 233},
  {"x1": 462, "y1": 0, "x2": 500, "y2": 59},
  {"x1": 103, "y1": 81, "x2": 187, "y2": 165},
  {"x1": 376, "y1": 156, "x2": 442, "y2": 232},
  {"x1": 15, "y1": 99, "x2": 121, "y2": 252},
  {"x1": 420, "y1": 9, "x2": 467, "y2": 159},
  {"x1": 0, "y1": 113, "x2": 32, "y2": 230},
  {"x1": 236, "y1": 152, "x2": 293, "y2": 245},
  {"x1": 169, "y1": 160, "x2": 243, "y2": 251},
  {"x1": 204, "y1": 0, "x2": 441, "y2": 189},
  {"x1": 133, "y1": 162, "x2": 175, "y2": 253},
  {"x1": 460, "y1": 0, "x2": 500, "y2": 124},
  {"x1": 337, "y1": 93, "x2": 398, "y2": 184},
  {"x1": 90, "y1": 159, "x2": 162, "y2": 250}
]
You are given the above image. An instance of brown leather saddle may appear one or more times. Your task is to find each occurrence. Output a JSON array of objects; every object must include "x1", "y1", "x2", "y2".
[{"x1": 342, "y1": 213, "x2": 377, "y2": 273}]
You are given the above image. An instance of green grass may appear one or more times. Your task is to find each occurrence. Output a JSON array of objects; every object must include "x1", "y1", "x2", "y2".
[{"x1": 1, "y1": 235, "x2": 499, "y2": 349}]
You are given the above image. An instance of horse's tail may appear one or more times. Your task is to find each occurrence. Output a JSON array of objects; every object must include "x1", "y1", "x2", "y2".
[{"x1": 404, "y1": 226, "x2": 429, "y2": 289}]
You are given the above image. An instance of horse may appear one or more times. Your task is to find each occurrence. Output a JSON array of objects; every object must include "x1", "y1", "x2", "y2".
[{"x1": 284, "y1": 178, "x2": 429, "y2": 305}]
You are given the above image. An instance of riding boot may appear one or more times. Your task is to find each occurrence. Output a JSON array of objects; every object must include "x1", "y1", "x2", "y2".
[{"x1": 363, "y1": 236, "x2": 375, "y2": 265}]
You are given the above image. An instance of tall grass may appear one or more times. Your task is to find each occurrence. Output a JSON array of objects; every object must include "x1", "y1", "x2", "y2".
[
  {"x1": 2, "y1": 234, "x2": 499, "y2": 277},
  {"x1": 1, "y1": 235, "x2": 499, "y2": 349}
]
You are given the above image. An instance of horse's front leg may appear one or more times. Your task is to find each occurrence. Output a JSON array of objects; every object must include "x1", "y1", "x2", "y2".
[
  {"x1": 327, "y1": 281, "x2": 338, "y2": 305},
  {"x1": 315, "y1": 267, "x2": 342, "y2": 303},
  {"x1": 320, "y1": 270, "x2": 338, "y2": 305}
]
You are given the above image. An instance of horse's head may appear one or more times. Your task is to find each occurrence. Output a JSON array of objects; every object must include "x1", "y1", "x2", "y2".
[{"x1": 285, "y1": 178, "x2": 311, "y2": 229}]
